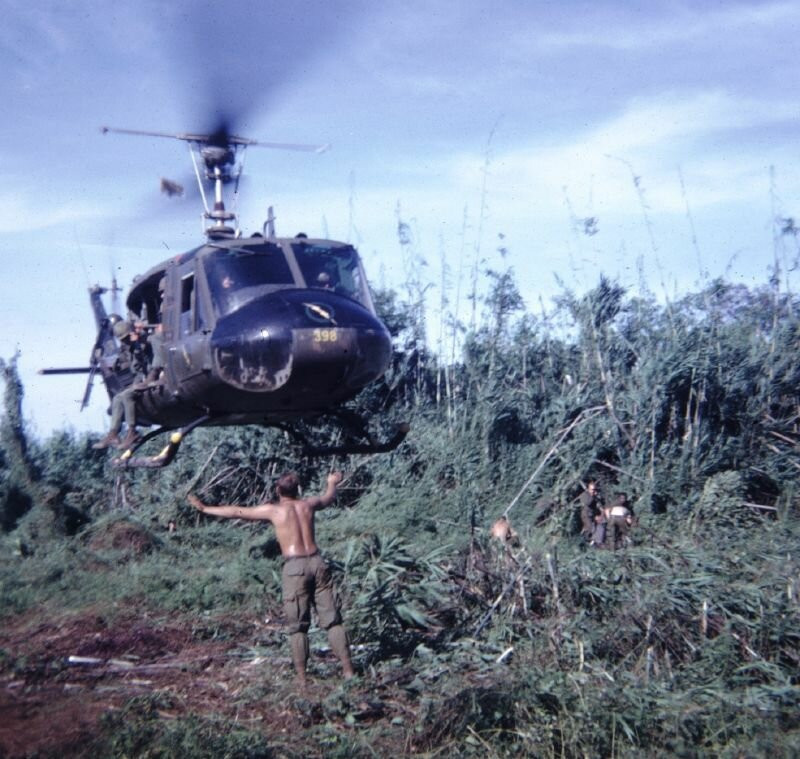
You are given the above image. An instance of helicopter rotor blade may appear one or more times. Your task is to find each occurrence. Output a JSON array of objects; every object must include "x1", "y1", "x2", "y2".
[
  {"x1": 39, "y1": 367, "x2": 93, "y2": 375},
  {"x1": 101, "y1": 125, "x2": 329, "y2": 153},
  {"x1": 95, "y1": 2, "x2": 368, "y2": 242},
  {"x1": 246, "y1": 139, "x2": 330, "y2": 153},
  {"x1": 100, "y1": 126, "x2": 188, "y2": 141},
  {"x1": 80, "y1": 364, "x2": 97, "y2": 410}
]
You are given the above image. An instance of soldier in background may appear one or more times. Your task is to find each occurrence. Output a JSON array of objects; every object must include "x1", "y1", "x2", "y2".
[
  {"x1": 579, "y1": 480, "x2": 603, "y2": 543},
  {"x1": 145, "y1": 323, "x2": 166, "y2": 385},
  {"x1": 606, "y1": 493, "x2": 634, "y2": 550}
]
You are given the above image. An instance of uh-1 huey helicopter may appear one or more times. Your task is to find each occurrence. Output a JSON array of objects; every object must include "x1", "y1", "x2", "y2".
[{"x1": 41, "y1": 123, "x2": 409, "y2": 468}]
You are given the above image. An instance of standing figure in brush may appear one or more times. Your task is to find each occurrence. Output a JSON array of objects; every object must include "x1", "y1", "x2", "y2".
[{"x1": 188, "y1": 470, "x2": 354, "y2": 686}]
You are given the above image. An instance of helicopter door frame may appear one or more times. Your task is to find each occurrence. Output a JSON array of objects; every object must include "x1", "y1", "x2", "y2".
[
  {"x1": 180, "y1": 264, "x2": 213, "y2": 336},
  {"x1": 179, "y1": 272, "x2": 196, "y2": 336},
  {"x1": 164, "y1": 260, "x2": 214, "y2": 390},
  {"x1": 278, "y1": 239, "x2": 305, "y2": 287}
]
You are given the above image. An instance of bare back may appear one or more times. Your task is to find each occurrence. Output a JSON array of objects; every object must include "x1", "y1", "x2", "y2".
[
  {"x1": 188, "y1": 471, "x2": 341, "y2": 559},
  {"x1": 270, "y1": 497, "x2": 319, "y2": 558}
]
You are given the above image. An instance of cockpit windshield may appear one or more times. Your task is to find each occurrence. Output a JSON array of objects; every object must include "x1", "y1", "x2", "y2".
[
  {"x1": 292, "y1": 242, "x2": 372, "y2": 309},
  {"x1": 205, "y1": 243, "x2": 295, "y2": 316}
]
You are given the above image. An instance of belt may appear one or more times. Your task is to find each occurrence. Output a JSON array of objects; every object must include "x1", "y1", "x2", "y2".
[{"x1": 283, "y1": 550, "x2": 319, "y2": 562}]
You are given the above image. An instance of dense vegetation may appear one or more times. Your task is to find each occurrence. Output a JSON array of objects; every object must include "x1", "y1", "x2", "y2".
[{"x1": 1, "y1": 270, "x2": 799, "y2": 757}]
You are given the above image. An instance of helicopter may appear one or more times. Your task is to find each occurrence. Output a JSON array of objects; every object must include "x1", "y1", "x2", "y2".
[{"x1": 41, "y1": 124, "x2": 409, "y2": 468}]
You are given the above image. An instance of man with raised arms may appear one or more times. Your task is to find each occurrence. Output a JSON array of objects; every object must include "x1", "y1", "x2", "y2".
[{"x1": 188, "y1": 471, "x2": 354, "y2": 685}]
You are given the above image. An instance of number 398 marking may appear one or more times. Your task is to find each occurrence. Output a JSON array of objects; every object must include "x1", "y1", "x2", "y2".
[{"x1": 313, "y1": 328, "x2": 338, "y2": 343}]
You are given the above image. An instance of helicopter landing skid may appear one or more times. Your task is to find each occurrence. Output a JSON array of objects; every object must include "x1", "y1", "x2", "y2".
[
  {"x1": 276, "y1": 417, "x2": 411, "y2": 457},
  {"x1": 112, "y1": 415, "x2": 211, "y2": 469},
  {"x1": 108, "y1": 412, "x2": 409, "y2": 468}
]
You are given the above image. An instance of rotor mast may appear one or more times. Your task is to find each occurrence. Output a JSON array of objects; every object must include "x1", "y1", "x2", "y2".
[
  {"x1": 195, "y1": 144, "x2": 240, "y2": 239},
  {"x1": 100, "y1": 125, "x2": 329, "y2": 240}
]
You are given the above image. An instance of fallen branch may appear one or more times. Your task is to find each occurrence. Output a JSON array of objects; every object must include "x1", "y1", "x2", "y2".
[
  {"x1": 503, "y1": 406, "x2": 605, "y2": 518},
  {"x1": 743, "y1": 501, "x2": 778, "y2": 512},
  {"x1": 187, "y1": 443, "x2": 222, "y2": 496},
  {"x1": 768, "y1": 429, "x2": 800, "y2": 448},
  {"x1": 65, "y1": 652, "x2": 290, "y2": 674},
  {"x1": 495, "y1": 646, "x2": 514, "y2": 664},
  {"x1": 472, "y1": 559, "x2": 533, "y2": 637}
]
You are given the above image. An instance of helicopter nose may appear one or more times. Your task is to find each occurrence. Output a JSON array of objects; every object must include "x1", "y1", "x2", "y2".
[
  {"x1": 211, "y1": 300, "x2": 295, "y2": 391},
  {"x1": 210, "y1": 291, "x2": 392, "y2": 395},
  {"x1": 280, "y1": 290, "x2": 392, "y2": 391}
]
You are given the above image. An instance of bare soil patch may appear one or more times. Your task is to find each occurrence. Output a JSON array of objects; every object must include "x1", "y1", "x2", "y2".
[
  {"x1": 86, "y1": 520, "x2": 157, "y2": 557},
  {"x1": 0, "y1": 607, "x2": 408, "y2": 757}
]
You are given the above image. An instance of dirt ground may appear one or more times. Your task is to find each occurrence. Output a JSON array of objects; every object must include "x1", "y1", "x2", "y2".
[{"x1": 0, "y1": 608, "x2": 402, "y2": 758}]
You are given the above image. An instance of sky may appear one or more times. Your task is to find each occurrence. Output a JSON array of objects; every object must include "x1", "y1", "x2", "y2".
[{"x1": 2, "y1": 0, "x2": 800, "y2": 438}]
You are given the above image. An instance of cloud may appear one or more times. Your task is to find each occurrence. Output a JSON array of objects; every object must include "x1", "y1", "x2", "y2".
[
  {"x1": 578, "y1": 90, "x2": 798, "y2": 154},
  {"x1": 258, "y1": 88, "x2": 800, "y2": 269},
  {"x1": 0, "y1": 190, "x2": 102, "y2": 232},
  {"x1": 534, "y1": 2, "x2": 800, "y2": 51},
  {"x1": 443, "y1": 90, "x2": 800, "y2": 217},
  {"x1": 0, "y1": 2, "x2": 70, "y2": 64}
]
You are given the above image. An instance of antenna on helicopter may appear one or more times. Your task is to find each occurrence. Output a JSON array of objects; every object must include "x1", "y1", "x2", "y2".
[
  {"x1": 101, "y1": 125, "x2": 329, "y2": 240},
  {"x1": 110, "y1": 272, "x2": 122, "y2": 315},
  {"x1": 264, "y1": 206, "x2": 277, "y2": 238}
]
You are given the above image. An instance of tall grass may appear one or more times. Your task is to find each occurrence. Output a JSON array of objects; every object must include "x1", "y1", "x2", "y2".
[{"x1": 1, "y1": 270, "x2": 799, "y2": 755}]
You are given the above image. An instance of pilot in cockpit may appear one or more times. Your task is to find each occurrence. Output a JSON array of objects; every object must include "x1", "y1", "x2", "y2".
[{"x1": 315, "y1": 272, "x2": 333, "y2": 289}]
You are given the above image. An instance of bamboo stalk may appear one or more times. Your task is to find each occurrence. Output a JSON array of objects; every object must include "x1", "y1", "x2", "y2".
[
  {"x1": 503, "y1": 405, "x2": 605, "y2": 518},
  {"x1": 545, "y1": 548, "x2": 562, "y2": 613},
  {"x1": 768, "y1": 429, "x2": 800, "y2": 448},
  {"x1": 743, "y1": 502, "x2": 778, "y2": 512},
  {"x1": 731, "y1": 632, "x2": 761, "y2": 660},
  {"x1": 186, "y1": 442, "x2": 222, "y2": 496},
  {"x1": 649, "y1": 398, "x2": 657, "y2": 482}
]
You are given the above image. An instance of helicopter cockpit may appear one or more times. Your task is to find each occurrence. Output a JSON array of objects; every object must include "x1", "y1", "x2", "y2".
[
  {"x1": 291, "y1": 241, "x2": 371, "y2": 306},
  {"x1": 205, "y1": 242, "x2": 295, "y2": 317},
  {"x1": 204, "y1": 239, "x2": 375, "y2": 318}
]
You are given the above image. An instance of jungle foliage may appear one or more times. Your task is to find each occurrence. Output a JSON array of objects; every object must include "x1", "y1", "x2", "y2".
[{"x1": 1, "y1": 270, "x2": 799, "y2": 757}]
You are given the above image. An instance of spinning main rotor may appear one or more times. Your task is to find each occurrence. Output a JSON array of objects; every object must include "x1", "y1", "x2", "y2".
[{"x1": 100, "y1": 124, "x2": 329, "y2": 239}]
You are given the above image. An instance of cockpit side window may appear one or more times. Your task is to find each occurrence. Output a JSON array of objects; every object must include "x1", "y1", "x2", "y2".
[
  {"x1": 292, "y1": 243, "x2": 370, "y2": 307},
  {"x1": 180, "y1": 274, "x2": 194, "y2": 335}
]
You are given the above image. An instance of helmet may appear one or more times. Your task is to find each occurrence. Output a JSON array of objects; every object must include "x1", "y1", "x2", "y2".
[
  {"x1": 108, "y1": 313, "x2": 122, "y2": 325},
  {"x1": 113, "y1": 320, "x2": 132, "y2": 339}
]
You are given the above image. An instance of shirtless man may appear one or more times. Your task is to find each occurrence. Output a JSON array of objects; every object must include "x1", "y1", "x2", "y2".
[
  {"x1": 489, "y1": 516, "x2": 518, "y2": 544},
  {"x1": 187, "y1": 471, "x2": 354, "y2": 685}
]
